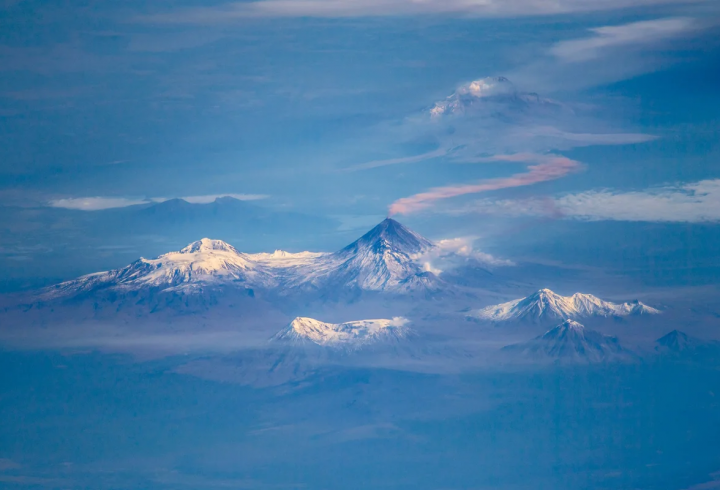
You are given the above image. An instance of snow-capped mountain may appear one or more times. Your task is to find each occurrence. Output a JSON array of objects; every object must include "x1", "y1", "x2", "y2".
[
  {"x1": 45, "y1": 238, "x2": 275, "y2": 298},
  {"x1": 503, "y1": 320, "x2": 630, "y2": 363},
  {"x1": 470, "y1": 289, "x2": 660, "y2": 322},
  {"x1": 41, "y1": 218, "x2": 445, "y2": 301},
  {"x1": 272, "y1": 316, "x2": 410, "y2": 349}
]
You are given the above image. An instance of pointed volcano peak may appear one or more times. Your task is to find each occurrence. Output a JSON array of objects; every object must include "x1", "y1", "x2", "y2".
[
  {"x1": 656, "y1": 330, "x2": 696, "y2": 352},
  {"x1": 559, "y1": 319, "x2": 584, "y2": 330},
  {"x1": 658, "y1": 329, "x2": 688, "y2": 342},
  {"x1": 505, "y1": 318, "x2": 628, "y2": 364},
  {"x1": 343, "y1": 218, "x2": 434, "y2": 255},
  {"x1": 179, "y1": 238, "x2": 240, "y2": 255},
  {"x1": 542, "y1": 319, "x2": 586, "y2": 340}
]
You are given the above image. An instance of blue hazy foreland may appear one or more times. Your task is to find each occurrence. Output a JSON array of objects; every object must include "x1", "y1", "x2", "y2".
[{"x1": 1, "y1": 0, "x2": 720, "y2": 489}]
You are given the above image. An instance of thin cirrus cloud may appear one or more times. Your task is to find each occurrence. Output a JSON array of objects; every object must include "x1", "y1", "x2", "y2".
[
  {"x1": 141, "y1": 0, "x2": 710, "y2": 22},
  {"x1": 454, "y1": 179, "x2": 720, "y2": 223},
  {"x1": 550, "y1": 17, "x2": 698, "y2": 62},
  {"x1": 511, "y1": 16, "x2": 714, "y2": 92},
  {"x1": 49, "y1": 194, "x2": 268, "y2": 211},
  {"x1": 343, "y1": 149, "x2": 447, "y2": 172},
  {"x1": 388, "y1": 153, "x2": 582, "y2": 215}
]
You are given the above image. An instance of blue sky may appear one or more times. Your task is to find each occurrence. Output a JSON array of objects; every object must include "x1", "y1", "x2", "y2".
[{"x1": 1, "y1": 0, "x2": 720, "y2": 285}]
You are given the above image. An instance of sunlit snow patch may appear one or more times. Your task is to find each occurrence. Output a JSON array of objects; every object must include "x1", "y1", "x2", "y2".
[{"x1": 272, "y1": 316, "x2": 410, "y2": 349}]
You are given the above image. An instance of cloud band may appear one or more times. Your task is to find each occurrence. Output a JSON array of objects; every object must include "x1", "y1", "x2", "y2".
[{"x1": 388, "y1": 153, "x2": 582, "y2": 215}]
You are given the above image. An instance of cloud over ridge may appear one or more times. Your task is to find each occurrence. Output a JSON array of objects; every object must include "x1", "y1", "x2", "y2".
[{"x1": 49, "y1": 194, "x2": 268, "y2": 211}]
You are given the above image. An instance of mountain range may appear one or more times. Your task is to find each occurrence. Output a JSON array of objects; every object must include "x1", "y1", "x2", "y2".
[
  {"x1": 41, "y1": 218, "x2": 448, "y2": 303},
  {"x1": 2, "y1": 218, "x2": 684, "y2": 370},
  {"x1": 470, "y1": 288, "x2": 660, "y2": 323}
]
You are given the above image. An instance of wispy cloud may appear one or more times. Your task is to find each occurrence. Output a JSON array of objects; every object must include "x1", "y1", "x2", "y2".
[
  {"x1": 551, "y1": 18, "x2": 697, "y2": 62},
  {"x1": 343, "y1": 149, "x2": 446, "y2": 172},
  {"x1": 389, "y1": 153, "x2": 582, "y2": 215},
  {"x1": 454, "y1": 179, "x2": 720, "y2": 223},
  {"x1": 0, "y1": 459, "x2": 20, "y2": 471},
  {"x1": 180, "y1": 194, "x2": 268, "y2": 204},
  {"x1": 511, "y1": 16, "x2": 715, "y2": 92},
  {"x1": 48, "y1": 197, "x2": 152, "y2": 211},
  {"x1": 49, "y1": 194, "x2": 268, "y2": 211},
  {"x1": 142, "y1": 0, "x2": 710, "y2": 22}
]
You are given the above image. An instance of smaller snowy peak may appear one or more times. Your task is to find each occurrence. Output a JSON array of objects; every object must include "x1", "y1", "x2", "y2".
[
  {"x1": 539, "y1": 319, "x2": 589, "y2": 344},
  {"x1": 552, "y1": 319, "x2": 584, "y2": 332},
  {"x1": 273, "y1": 316, "x2": 410, "y2": 349},
  {"x1": 470, "y1": 289, "x2": 660, "y2": 322},
  {"x1": 504, "y1": 319, "x2": 629, "y2": 363}
]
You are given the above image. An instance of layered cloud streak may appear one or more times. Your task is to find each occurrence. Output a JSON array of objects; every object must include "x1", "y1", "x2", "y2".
[
  {"x1": 454, "y1": 179, "x2": 720, "y2": 223},
  {"x1": 389, "y1": 154, "x2": 582, "y2": 215},
  {"x1": 145, "y1": 0, "x2": 712, "y2": 21}
]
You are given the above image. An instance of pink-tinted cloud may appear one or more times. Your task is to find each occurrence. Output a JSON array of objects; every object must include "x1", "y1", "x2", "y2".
[{"x1": 388, "y1": 153, "x2": 582, "y2": 215}]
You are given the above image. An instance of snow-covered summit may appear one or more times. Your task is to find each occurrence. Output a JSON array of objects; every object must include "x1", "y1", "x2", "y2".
[
  {"x1": 45, "y1": 237, "x2": 272, "y2": 297},
  {"x1": 273, "y1": 316, "x2": 410, "y2": 349},
  {"x1": 470, "y1": 289, "x2": 660, "y2": 322},
  {"x1": 503, "y1": 319, "x2": 629, "y2": 363},
  {"x1": 180, "y1": 238, "x2": 241, "y2": 254}
]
